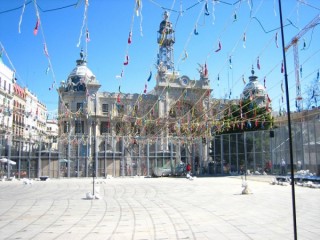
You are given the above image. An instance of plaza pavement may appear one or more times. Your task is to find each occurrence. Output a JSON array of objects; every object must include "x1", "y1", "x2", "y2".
[{"x1": 0, "y1": 176, "x2": 319, "y2": 240}]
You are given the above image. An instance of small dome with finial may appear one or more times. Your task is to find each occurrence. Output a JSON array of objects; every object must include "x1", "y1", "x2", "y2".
[{"x1": 242, "y1": 66, "x2": 268, "y2": 107}]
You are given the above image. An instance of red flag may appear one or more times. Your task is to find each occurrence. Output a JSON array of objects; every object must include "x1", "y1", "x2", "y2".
[
  {"x1": 117, "y1": 94, "x2": 121, "y2": 103},
  {"x1": 33, "y1": 18, "x2": 40, "y2": 35}
]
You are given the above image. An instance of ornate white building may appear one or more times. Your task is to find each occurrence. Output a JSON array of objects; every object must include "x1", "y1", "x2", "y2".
[{"x1": 57, "y1": 12, "x2": 219, "y2": 177}]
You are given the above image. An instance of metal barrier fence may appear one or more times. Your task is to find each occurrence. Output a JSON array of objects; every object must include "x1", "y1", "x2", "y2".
[{"x1": 0, "y1": 117, "x2": 319, "y2": 179}]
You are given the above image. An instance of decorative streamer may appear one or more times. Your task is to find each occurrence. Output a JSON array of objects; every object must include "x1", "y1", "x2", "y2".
[
  {"x1": 18, "y1": 0, "x2": 27, "y2": 33},
  {"x1": 182, "y1": 51, "x2": 188, "y2": 61},
  {"x1": 123, "y1": 55, "x2": 129, "y2": 65},
  {"x1": 147, "y1": 71, "x2": 152, "y2": 82},
  {"x1": 116, "y1": 70, "x2": 123, "y2": 79},
  {"x1": 143, "y1": 83, "x2": 147, "y2": 93},
  {"x1": 217, "y1": 74, "x2": 220, "y2": 86},
  {"x1": 275, "y1": 32, "x2": 279, "y2": 48},
  {"x1": 281, "y1": 61, "x2": 284, "y2": 73},
  {"x1": 204, "y1": 1, "x2": 210, "y2": 16},
  {"x1": 33, "y1": 18, "x2": 40, "y2": 35},
  {"x1": 136, "y1": 0, "x2": 143, "y2": 36},
  {"x1": 215, "y1": 40, "x2": 222, "y2": 52},
  {"x1": 43, "y1": 43, "x2": 49, "y2": 57},
  {"x1": 233, "y1": 11, "x2": 237, "y2": 21},
  {"x1": 317, "y1": 69, "x2": 319, "y2": 80},
  {"x1": 243, "y1": 32, "x2": 246, "y2": 48},
  {"x1": 128, "y1": 31, "x2": 132, "y2": 44},
  {"x1": 273, "y1": 0, "x2": 277, "y2": 16},
  {"x1": 229, "y1": 56, "x2": 232, "y2": 69},
  {"x1": 204, "y1": 63, "x2": 208, "y2": 77},
  {"x1": 76, "y1": 0, "x2": 89, "y2": 47},
  {"x1": 46, "y1": 66, "x2": 50, "y2": 75},
  {"x1": 281, "y1": 82, "x2": 284, "y2": 93},
  {"x1": 86, "y1": 28, "x2": 90, "y2": 42},
  {"x1": 257, "y1": 57, "x2": 261, "y2": 70},
  {"x1": 212, "y1": 0, "x2": 216, "y2": 24},
  {"x1": 300, "y1": 65, "x2": 302, "y2": 78},
  {"x1": 194, "y1": 25, "x2": 199, "y2": 35},
  {"x1": 242, "y1": 75, "x2": 246, "y2": 84},
  {"x1": 136, "y1": 0, "x2": 141, "y2": 16}
]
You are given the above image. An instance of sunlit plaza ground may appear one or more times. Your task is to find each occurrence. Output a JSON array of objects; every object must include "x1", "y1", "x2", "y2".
[{"x1": 0, "y1": 176, "x2": 319, "y2": 240}]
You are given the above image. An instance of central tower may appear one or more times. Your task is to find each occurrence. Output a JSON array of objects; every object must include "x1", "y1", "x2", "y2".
[{"x1": 157, "y1": 11, "x2": 175, "y2": 73}]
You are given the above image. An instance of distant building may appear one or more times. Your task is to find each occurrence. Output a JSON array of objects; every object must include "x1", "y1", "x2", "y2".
[{"x1": 0, "y1": 55, "x2": 14, "y2": 135}]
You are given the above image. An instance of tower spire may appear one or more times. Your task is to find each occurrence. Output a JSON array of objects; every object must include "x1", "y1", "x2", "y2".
[{"x1": 157, "y1": 11, "x2": 175, "y2": 72}]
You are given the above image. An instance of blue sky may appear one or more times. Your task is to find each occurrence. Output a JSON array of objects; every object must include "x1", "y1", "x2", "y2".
[{"x1": 1, "y1": 0, "x2": 320, "y2": 117}]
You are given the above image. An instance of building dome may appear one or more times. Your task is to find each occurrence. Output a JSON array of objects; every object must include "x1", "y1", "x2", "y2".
[
  {"x1": 242, "y1": 68, "x2": 267, "y2": 107},
  {"x1": 68, "y1": 60, "x2": 95, "y2": 80},
  {"x1": 65, "y1": 50, "x2": 97, "y2": 92}
]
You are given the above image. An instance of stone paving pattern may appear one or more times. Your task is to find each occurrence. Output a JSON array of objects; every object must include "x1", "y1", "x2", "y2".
[{"x1": 0, "y1": 176, "x2": 319, "y2": 240}]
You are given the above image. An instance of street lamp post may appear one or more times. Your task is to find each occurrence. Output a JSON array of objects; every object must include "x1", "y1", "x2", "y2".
[{"x1": 92, "y1": 94, "x2": 97, "y2": 196}]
